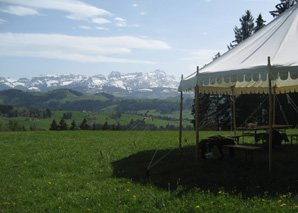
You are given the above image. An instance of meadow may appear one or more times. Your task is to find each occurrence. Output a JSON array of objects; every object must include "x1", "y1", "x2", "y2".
[{"x1": 1, "y1": 130, "x2": 298, "y2": 212}]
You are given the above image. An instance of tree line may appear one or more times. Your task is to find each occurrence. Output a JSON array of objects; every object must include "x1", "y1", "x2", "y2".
[
  {"x1": 0, "y1": 104, "x2": 52, "y2": 119},
  {"x1": 49, "y1": 118, "x2": 193, "y2": 131}
]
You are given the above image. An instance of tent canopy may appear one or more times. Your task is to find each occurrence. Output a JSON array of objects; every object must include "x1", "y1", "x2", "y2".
[{"x1": 178, "y1": 4, "x2": 298, "y2": 95}]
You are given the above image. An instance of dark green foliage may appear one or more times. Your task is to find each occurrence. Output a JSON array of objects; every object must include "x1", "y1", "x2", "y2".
[
  {"x1": 102, "y1": 121, "x2": 109, "y2": 130},
  {"x1": 254, "y1": 13, "x2": 266, "y2": 32},
  {"x1": 0, "y1": 104, "x2": 13, "y2": 114},
  {"x1": 69, "y1": 120, "x2": 77, "y2": 130},
  {"x1": 228, "y1": 10, "x2": 255, "y2": 49},
  {"x1": 270, "y1": 0, "x2": 298, "y2": 17},
  {"x1": 50, "y1": 119, "x2": 58, "y2": 130},
  {"x1": 58, "y1": 118, "x2": 68, "y2": 130},
  {"x1": 80, "y1": 118, "x2": 90, "y2": 130},
  {"x1": 192, "y1": 95, "x2": 232, "y2": 131},
  {"x1": 8, "y1": 120, "x2": 26, "y2": 131},
  {"x1": 62, "y1": 112, "x2": 72, "y2": 119}
]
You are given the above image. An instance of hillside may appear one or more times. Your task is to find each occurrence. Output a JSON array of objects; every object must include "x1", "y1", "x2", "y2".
[
  {"x1": 0, "y1": 70, "x2": 180, "y2": 98},
  {"x1": 0, "y1": 89, "x2": 195, "y2": 131},
  {"x1": 0, "y1": 89, "x2": 193, "y2": 117}
]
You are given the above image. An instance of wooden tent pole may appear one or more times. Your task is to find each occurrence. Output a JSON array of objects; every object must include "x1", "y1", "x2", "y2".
[
  {"x1": 231, "y1": 87, "x2": 237, "y2": 136},
  {"x1": 273, "y1": 87, "x2": 276, "y2": 125},
  {"x1": 268, "y1": 57, "x2": 273, "y2": 173},
  {"x1": 195, "y1": 66, "x2": 200, "y2": 162},
  {"x1": 179, "y1": 75, "x2": 183, "y2": 151}
]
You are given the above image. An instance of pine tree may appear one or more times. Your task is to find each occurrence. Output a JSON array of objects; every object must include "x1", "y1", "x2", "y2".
[
  {"x1": 70, "y1": 120, "x2": 77, "y2": 130},
  {"x1": 80, "y1": 118, "x2": 90, "y2": 130},
  {"x1": 254, "y1": 14, "x2": 266, "y2": 33},
  {"x1": 50, "y1": 119, "x2": 58, "y2": 130},
  {"x1": 270, "y1": 0, "x2": 298, "y2": 17},
  {"x1": 58, "y1": 118, "x2": 68, "y2": 130},
  {"x1": 228, "y1": 10, "x2": 255, "y2": 49}
]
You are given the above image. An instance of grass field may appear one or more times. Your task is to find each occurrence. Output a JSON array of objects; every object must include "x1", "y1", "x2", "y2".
[{"x1": 1, "y1": 130, "x2": 298, "y2": 212}]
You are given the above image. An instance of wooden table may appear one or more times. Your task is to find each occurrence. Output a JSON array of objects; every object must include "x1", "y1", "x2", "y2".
[{"x1": 236, "y1": 125, "x2": 292, "y2": 144}]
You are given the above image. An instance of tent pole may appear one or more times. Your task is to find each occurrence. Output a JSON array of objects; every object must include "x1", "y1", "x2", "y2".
[
  {"x1": 195, "y1": 66, "x2": 200, "y2": 162},
  {"x1": 273, "y1": 87, "x2": 276, "y2": 125},
  {"x1": 231, "y1": 87, "x2": 237, "y2": 136},
  {"x1": 268, "y1": 57, "x2": 273, "y2": 173},
  {"x1": 179, "y1": 75, "x2": 183, "y2": 151}
]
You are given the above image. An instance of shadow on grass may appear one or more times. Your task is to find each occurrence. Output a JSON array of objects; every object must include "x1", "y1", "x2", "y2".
[{"x1": 112, "y1": 144, "x2": 298, "y2": 197}]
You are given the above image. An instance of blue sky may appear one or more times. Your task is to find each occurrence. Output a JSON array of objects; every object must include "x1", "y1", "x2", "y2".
[{"x1": 0, "y1": 0, "x2": 279, "y2": 79}]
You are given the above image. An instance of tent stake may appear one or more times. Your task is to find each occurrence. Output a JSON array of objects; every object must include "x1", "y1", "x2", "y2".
[
  {"x1": 268, "y1": 56, "x2": 273, "y2": 173},
  {"x1": 195, "y1": 66, "x2": 200, "y2": 162}
]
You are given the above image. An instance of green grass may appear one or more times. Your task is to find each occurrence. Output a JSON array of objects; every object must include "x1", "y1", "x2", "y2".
[{"x1": 1, "y1": 130, "x2": 298, "y2": 212}]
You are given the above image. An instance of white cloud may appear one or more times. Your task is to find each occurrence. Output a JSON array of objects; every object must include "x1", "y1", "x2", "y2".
[
  {"x1": 79, "y1": 26, "x2": 91, "y2": 30},
  {"x1": 0, "y1": 0, "x2": 112, "y2": 20},
  {"x1": 115, "y1": 17, "x2": 126, "y2": 22},
  {"x1": 0, "y1": 33, "x2": 170, "y2": 64},
  {"x1": 115, "y1": 17, "x2": 127, "y2": 27},
  {"x1": 96, "y1": 27, "x2": 108, "y2": 31},
  {"x1": 140, "y1": 11, "x2": 146, "y2": 15},
  {"x1": 92, "y1": 18, "x2": 110, "y2": 24},
  {"x1": 0, "y1": 18, "x2": 6, "y2": 24},
  {"x1": 184, "y1": 49, "x2": 223, "y2": 67},
  {"x1": 132, "y1": 4, "x2": 138, "y2": 7},
  {"x1": 0, "y1": 6, "x2": 40, "y2": 16}
]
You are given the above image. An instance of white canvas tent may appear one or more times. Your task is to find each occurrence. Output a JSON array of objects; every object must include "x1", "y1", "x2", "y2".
[{"x1": 178, "y1": 4, "x2": 298, "y2": 171}]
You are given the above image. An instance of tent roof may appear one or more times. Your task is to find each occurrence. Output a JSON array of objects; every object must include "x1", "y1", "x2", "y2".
[{"x1": 179, "y1": 4, "x2": 298, "y2": 94}]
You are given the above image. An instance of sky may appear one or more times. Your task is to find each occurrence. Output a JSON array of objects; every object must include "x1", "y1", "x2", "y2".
[{"x1": 0, "y1": 0, "x2": 280, "y2": 79}]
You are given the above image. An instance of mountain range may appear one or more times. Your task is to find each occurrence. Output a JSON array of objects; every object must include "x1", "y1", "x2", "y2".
[{"x1": 0, "y1": 70, "x2": 180, "y2": 98}]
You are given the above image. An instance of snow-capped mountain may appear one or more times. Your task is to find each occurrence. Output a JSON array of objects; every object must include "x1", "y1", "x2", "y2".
[{"x1": 0, "y1": 70, "x2": 180, "y2": 98}]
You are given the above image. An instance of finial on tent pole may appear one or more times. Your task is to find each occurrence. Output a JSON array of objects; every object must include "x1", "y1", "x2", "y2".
[
  {"x1": 267, "y1": 56, "x2": 271, "y2": 66},
  {"x1": 181, "y1": 74, "x2": 183, "y2": 80},
  {"x1": 197, "y1": 66, "x2": 200, "y2": 74}
]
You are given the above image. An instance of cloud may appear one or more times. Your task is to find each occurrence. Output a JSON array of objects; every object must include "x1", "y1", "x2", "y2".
[
  {"x1": 96, "y1": 27, "x2": 108, "y2": 31},
  {"x1": 140, "y1": 11, "x2": 146, "y2": 15},
  {"x1": 79, "y1": 26, "x2": 91, "y2": 30},
  {"x1": 0, "y1": 0, "x2": 112, "y2": 20},
  {"x1": 115, "y1": 17, "x2": 127, "y2": 27},
  {"x1": 0, "y1": 18, "x2": 6, "y2": 24},
  {"x1": 132, "y1": 4, "x2": 138, "y2": 7},
  {"x1": 0, "y1": 5, "x2": 40, "y2": 16},
  {"x1": 0, "y1": 33, "x2": 170, "y2": 64},
  {"x1": 184, "y1": 49, "x2": 223, "y2": 67},
  {"x1": 92, "y1": 18, "x2": 110, "y2": 24}
]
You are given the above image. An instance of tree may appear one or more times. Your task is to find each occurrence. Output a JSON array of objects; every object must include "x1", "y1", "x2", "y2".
[
  {"x1": 58, "y1": 118, "x2": 68, "y2": 130},
  {"x1": 102, "y1": 121, "x2": 109, "y2": 130},
  {"x1": 212, "y1": 52, "x2": 221, "y2": 61},
  {"x1": 80, "y1": 118, "x2": 90, "y2": 130},
  {"x1": 228, "y1": 10, "x2": 255, "y2": 49},
  {"x1": 50, "y1": 119, "x2": 58, "y2": 130},
  {"x1": 254, "y1": 14, "x2": 266, "y2": 33},
  {"x1": 270, "y1": 0, "x2": 298, "y2": 17},
  {"x1": 70, "y1": 120, "x2": 77, "y2": 130},
  {"x1": 62, "y1": 112, "x2": 72, "y2": 120}
]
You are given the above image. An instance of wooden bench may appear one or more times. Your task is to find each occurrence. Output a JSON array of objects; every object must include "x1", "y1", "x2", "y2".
[
  {"x1": 224, "y1": 145, "x2": 261, "y2": 165},
  {"x1": 287, "y1": 134, "x2": 298, "y2": 145}
]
